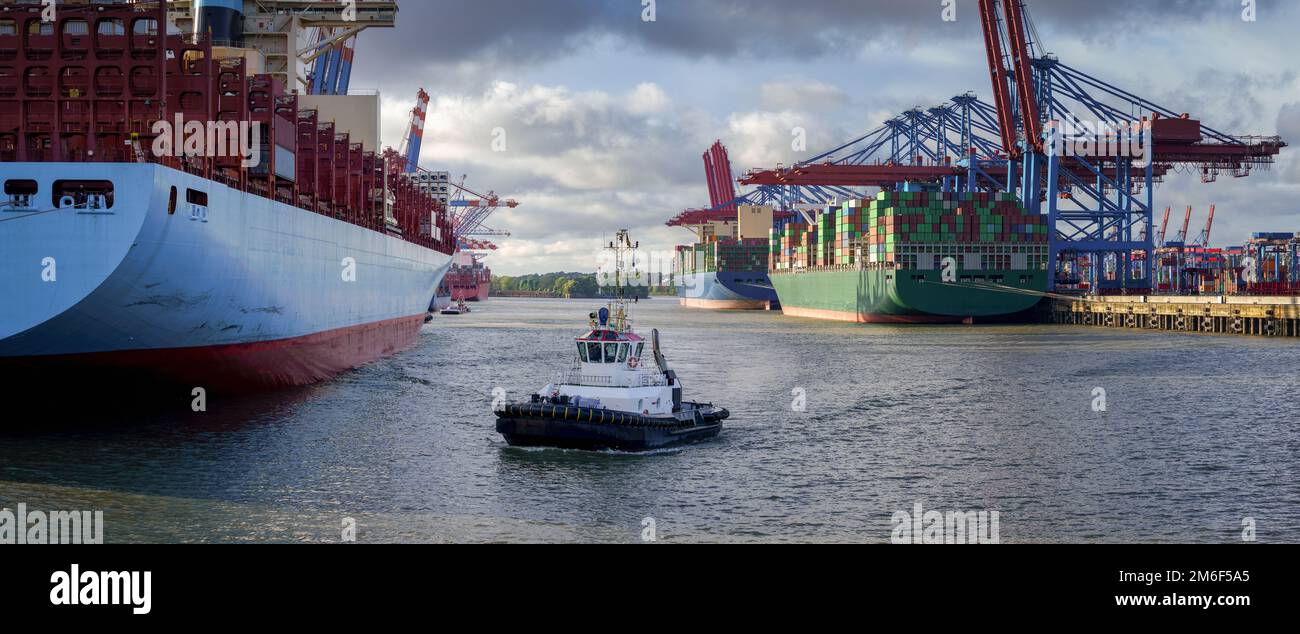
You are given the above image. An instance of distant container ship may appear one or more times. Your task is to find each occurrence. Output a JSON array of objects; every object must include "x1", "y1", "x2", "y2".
[
  {"x1": 439, "y1": 252, "x2": 492, "y2": 302},
  {"x1": 673, "y1": 204, "x2": 780, "y2": 310},
  {"x1": 0, "y1": 1, "x2": 454, "y2": 390},
  {"x1": 676, "y1": 238, "x2": 779, "y2": 310},
  {"x1": 769, "y1": 191, "x2": 1048, "y2": 323}
]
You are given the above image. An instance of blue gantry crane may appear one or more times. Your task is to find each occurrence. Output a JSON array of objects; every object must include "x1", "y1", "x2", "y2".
[{"x1": 739, "y1": 0, "x2": 1285, "y2": 293}]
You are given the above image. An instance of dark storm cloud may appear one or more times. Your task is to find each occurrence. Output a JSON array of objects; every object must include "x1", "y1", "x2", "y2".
[{"x1": 361, "y1": 0, "x2": 1229, "y2": 71}]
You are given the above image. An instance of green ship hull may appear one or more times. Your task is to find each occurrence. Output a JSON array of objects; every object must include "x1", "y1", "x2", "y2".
[{"x1": 770, "y1": 266, "x2": 1047, "y2": 324}]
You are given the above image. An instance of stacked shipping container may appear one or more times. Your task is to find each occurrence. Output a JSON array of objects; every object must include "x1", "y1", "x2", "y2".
[
  {"x1": 0, "y1": 1, "x2": 453, "y2": 254},
  {"x1": 771, "y1": 191, "x2": 1049, "y2": 272},
  {"x1": 771, "y1": 222, "x2": 816, "y2": 270},
  {"x1": 677, "y1": 238, "x2": 769, "y2": 276}
]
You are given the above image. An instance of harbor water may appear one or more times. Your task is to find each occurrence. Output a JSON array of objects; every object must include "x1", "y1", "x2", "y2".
[{"x1": 2, "y1": 298, "x2": 1297, "y2": 543}]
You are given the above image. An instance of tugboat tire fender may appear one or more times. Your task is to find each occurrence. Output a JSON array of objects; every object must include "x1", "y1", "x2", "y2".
[{"x1": 501, "y1": 403, "x2": 726, "y2": 430}]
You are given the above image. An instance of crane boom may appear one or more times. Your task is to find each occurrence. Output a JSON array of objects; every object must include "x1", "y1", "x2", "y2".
[
  {"x1": 703, "y1": 141, "x2": 739, "y2": 212},
  {"x1": 398, "y1": 89, "x2": 430, "y2": 173},
  {"x1": 1195, "y1": 205, "x2": 1216, "y2": 246},
  {"x1": 1001, "y1": 0, "x2": 1043, "y2": 154},
  {"x1": 1176, "y1": 206, "x2": 1193, "y2": 243},
  {"x1": 978, "y1": 0, "x2": 1019, "y2": 158},
  {"x1": 1156, "y1": 207, "x2": 1171, "y2": 246}
]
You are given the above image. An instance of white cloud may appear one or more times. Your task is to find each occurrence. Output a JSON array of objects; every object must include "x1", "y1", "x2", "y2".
[
  {"x1": 625, "y1": 83, "x2": 671, "y2": 116},
  {"x1": 757, "y1": 79, "x2": 849, "y2": 112},
  {"x1": 374, "y1": 80, "x2": 723, "y2": 274},
  {"x1": 725, "y1": 110, "x2": 845, "y2": 171}
]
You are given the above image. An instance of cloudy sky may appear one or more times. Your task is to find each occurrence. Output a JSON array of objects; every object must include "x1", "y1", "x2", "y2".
[{"x1": 346, "y1": 0, "x2": 1300, "y2": 275}]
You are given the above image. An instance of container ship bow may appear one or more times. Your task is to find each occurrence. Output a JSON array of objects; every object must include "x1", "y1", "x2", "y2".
[
  {"x1": 671, "y1": 205, "x2": 783, "y2": 310},
  {"x1": 0, "y1": 1, "x2": 455, "y2": 391},
  {"x1": 669, "y1": 142, "x2": 783, "y2": 310}
]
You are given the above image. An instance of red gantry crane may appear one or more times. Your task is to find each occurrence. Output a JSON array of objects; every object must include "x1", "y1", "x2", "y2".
[
  {"x1": 1174, "y1": 206, "x2": 1194, "y2": 245},
  {"x1": 1194, "y1": 205, "x2": 1217, "y2": 247},
  {"x1": 1156, "y1": 207, "x2": 1172, "y2": 247}
]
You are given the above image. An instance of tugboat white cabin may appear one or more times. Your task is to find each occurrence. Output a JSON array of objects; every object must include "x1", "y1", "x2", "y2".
[{"x1": 540, "y1": 310, "x2": 679, "y2": 417}]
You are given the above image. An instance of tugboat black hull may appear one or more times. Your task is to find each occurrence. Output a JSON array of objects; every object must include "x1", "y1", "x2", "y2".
[{"x1": 495, "y1": 403, "x2": 728, "y2": 452}]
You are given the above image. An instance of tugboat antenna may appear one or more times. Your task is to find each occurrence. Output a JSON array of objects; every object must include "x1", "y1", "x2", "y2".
[{"x1": 605, "y1": 229, "x2": 637, "y2": 333}]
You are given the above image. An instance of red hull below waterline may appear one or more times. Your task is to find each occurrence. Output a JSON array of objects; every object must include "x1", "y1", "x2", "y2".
[
  {"x1": 679, "y1": 298, "x2": 775, "y2": 311},
  {"x1": 1, "y1": 314, "x2": 428, "y2": 392}
]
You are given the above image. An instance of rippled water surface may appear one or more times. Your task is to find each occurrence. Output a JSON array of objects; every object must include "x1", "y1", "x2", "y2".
[{"x1": 3, "y1": 298, "x2": 1298, "y2": 543}]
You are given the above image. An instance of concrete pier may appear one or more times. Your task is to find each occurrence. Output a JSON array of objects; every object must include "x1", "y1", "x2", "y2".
[{"x1": 1045, "y1": 295, "x2": 1300, "y2": 337}]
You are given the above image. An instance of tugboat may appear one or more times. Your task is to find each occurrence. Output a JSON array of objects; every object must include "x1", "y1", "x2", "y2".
[
  {"x1": 495, "y1": 230, "x2": 729, "y2": 451},
  {"x1": 440, "y1": 299, "x2": 472, "y2": 316}
]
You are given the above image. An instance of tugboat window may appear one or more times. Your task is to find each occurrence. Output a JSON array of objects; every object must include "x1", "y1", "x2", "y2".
[
  {"x1": 587, "y1": 342, "x2": 602, "y2": 363},
  {"x1": 617, "y1": 344, "x2": 628, "y2": 363},
  {"x1": 577, "y1": 342, "x2": 588, "y2": 362},
  {"x1": 604, "y1": 343, "x2": 618, "y2": 363},
  {"x1": 635, "y1": 343, "x2": 644, "y2": 358}
]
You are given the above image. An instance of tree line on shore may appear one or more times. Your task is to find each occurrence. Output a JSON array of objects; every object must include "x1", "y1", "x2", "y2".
[{"x1": 492, "y1": 272, "x2": 675, "y2": 298}]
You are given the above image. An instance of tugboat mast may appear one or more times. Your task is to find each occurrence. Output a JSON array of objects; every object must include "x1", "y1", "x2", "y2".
[{"x1": 606, "y1": 229, "x2": 639, "y2": 333}]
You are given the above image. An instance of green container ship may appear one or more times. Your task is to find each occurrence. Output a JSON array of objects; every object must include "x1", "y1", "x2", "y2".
[{"x1": 770, "y1": 191, "x2": 1049, "y2": 324}]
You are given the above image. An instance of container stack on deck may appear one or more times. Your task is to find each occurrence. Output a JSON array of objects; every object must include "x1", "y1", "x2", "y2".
[
  {"x1": 771, "y1": 223, "x2": 815, "y2": 270},
  {"x1": 677, "y1": 238, "x2": 769, "y2": 276},
  {"x1": 770, "y1": 191, "x2": 1050, "y2": 271}
]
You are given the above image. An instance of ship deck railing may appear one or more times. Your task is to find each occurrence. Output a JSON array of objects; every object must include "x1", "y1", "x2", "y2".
[
  {"x1": 770, "y1": 262, "x2": 903, "y2": 275},
  {"x1": 557, "y1": 367, "x2": 669, "y2": 388}
]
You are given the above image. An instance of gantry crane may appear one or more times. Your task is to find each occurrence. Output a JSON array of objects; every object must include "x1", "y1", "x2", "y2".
[
  {"x1": 669, "y1": 141, "x2": 796, "y2": 236},
  {"x1": 1156, "y1": 207, "x2": 1171, "y2": 247},
  {"x1": 1174, "y1": 207, "x2": 1194, "y2": 245},
  {"x1": 447, "y1": 175, "x2": 518, "y2": 255},
  {"x1": 398, "y1": 89, "x2": 431, "y2": 173},
  {"x1": 739, "y1": 0, "x2": 1284, "y2": 293},
  {"x1": 1194, "y1": 205, "x2": 1217, "y2": 247}
]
